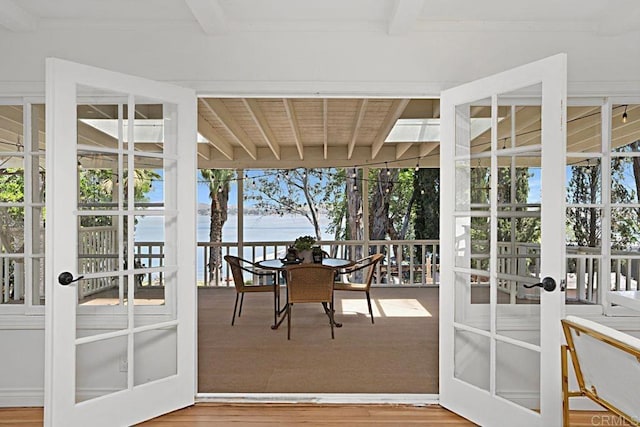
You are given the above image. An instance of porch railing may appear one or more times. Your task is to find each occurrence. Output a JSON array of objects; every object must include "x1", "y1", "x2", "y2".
[
  {"x1": 77, "y1": 226, "x2": 640, "y2": 304},
  {"x1": 199, "y1": 239, "x2": 441, "y2": 288}
]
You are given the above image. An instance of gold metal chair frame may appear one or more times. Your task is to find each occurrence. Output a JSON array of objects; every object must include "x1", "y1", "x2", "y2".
[{"x1": 561, "y1": 318, "x2": 640, "y2": 427}]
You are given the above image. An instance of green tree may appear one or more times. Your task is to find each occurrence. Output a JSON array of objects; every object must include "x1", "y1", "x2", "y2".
[
  {"x1": 0, "y1": 168, "x2": 26, "y2": 253},
  {"x1": 462, "y1": 166, "x2": 536, "y2": 269},
  {"x1": 387, "y1": 168, "x2": 417, "y2": 241},
  {"x1": 566, "y1": 165, "x2": 601, "y2": 247},
  {"x1": 326, "y1": 167, "x2": 363, "y2": 259},
  {"x1": 245, "y1": 169, "x2": 333, "y2": 241},
  {"x1": 0, "y1": 166, "x2": 160, "y2": 250},
  {"x1": 200, "y1": 169, "x2": 234, "y2": 281},
  {"x1": 567, "y1": 149, "x2": 640, "y2": 250},
  {"x1": 496, "y1": 167, "x2": 539, "y2": 244},
  {"x1": 414, "y1": 168, "x2": 439, "y2": 240},
  {"x1": 369, "y1": 168, "x2": 397, "y2": 241},
  {"x1": 78, "y1": 168, "x2": 160, "y2": 227}
]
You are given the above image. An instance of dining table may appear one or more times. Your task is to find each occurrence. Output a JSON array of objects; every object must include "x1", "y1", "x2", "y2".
[
  {"x1": 256, "y1": 257, "x2": 354, "y2": 270},
  {"x1": 255, "y1": 257, "x2": 354, "y2": 330}
]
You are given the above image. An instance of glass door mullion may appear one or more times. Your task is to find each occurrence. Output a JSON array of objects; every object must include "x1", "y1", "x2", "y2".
[
  {"x1": 117, "y1": 103, "x2": 125, "y2": 307},
  {"x1": 23, "y1": 103, "x2": 33, "y2": 307},
  {"x1": 126, "y1": 94, "x2": 136, "y2": 392},
  {"x1": 489, "y1": 94, "x2": 499, "y2": 398}
]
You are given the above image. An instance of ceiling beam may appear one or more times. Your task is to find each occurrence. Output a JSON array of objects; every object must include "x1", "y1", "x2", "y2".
[
  {"x1": 0, "y1": 106, "x2": 24, "y2": 136},
  {"x1": 348, "y1": 99, "x2": 368, "y2": 160},
  {"x1": 243, "y1": 99, "x2": 281, "y2": 160},
  {"x1": 77, "y1": 121, "x2": 117, "y2": 148},
  {"x1": 197, "y1": 144, "x2": 210, "y2": 161},
  {"x1": 198, "y1": 144, "x2": 439, "y2": 169},
  {"x1": 323, "y1": 99, "x2": 328, "y2": 160},
  {"x1": 371, "y1": 99, "x2": 410, "y2": 159},
  {"x1": 197, "y1": 114, "x2": 233, "y2": 160},
  {"x1": 86, "y1": 105, "x2": 117, "y2": 119},
  {"x1": 419, "y1": 142, "x2": 438, "y2": 158},
  {"x1": 0, "y1": 0, "x2": 37, "y2": 32},
  {"x1": 200, "y1": 98, "x2": 257, "y2": 160},
  {"x1": 284, "y1": 99, "x2": 304, "y2": 160},
  {"x1": 184, "y1": 0, "x2": 227, "y2": 35},
  {"x1": 510, "y1": 106, "x2": 602, "y2": 149},
  {"x1": 395, "y1": 143, "x2": 413, "y2": 159},
  {"x1": 388, "y1": 0, "x2": 424, "y2": 35}
]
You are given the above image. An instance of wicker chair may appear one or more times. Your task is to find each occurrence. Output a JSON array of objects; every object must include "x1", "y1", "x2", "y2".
[
  {"x1": 284, "y1": 264, "x2": 337, "y2": 340},
  {"x1": 224, "y1": 255, "x2": 278, "y2": 326},
  {"x1": 333, "y1": 253, "x2": 383, "y2": 324}
]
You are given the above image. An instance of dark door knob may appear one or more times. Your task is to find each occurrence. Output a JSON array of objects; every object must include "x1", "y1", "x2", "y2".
[
  {"x1": 58, "y1": 272, "x2": 84, "y2": 286},
  {"x1": 524, "y1": 276, "x2": 556, "y2": 292}
]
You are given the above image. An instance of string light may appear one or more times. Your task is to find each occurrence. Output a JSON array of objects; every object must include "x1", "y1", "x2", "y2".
[
  {"x1": 622, "y1": 105, "x2": 628, "y2": 124},
  {"x1": 197, "y1": 153, "x2": 431, "y2": 188}
]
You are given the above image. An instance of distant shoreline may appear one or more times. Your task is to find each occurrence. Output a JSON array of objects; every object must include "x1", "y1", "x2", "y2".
[{"x1": 197, "y1": 206, "x2": 329, "y2": 216}]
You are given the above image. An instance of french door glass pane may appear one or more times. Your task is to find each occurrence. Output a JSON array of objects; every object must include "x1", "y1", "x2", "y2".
[
  {"x1": 496, "y1": 340, "x2": 540, "y2": 410},
  {"x1": 73, "y1": 83, "x2": 179, "y2": 403},
  {"x1": 133, "y1": 326, "x2": 177, "y2": 386},
  {"x1": 75, "y1": 335, "x2": 127, "y2": 403},
  {"x1": 454, "y1": 329, "x2": 490, "y2": 391}
]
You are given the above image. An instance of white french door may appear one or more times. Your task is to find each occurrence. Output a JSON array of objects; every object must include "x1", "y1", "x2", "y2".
[
  {"x1": 44, "y1": 58, "x2": 197, "y2": 426},
  {"x1": 439, "y1": 54, "x2": 567, "y2": 426}
]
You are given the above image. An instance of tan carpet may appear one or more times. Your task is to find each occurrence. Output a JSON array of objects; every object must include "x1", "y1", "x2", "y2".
[{"x1": 198, "y1": 286, "x2": 439, "y2": 394}]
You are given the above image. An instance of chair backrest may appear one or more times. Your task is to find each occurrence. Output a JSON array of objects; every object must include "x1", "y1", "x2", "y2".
[
  {"x1": 562, "y1": 315, "x2": 640, "y2": 423},
  {"x1": 224, "y1": 255, "x2": 255, "y2": 292},
  {"x1": 345, "y1": 253, "x2": 384, "y2": 289},
  {"x1": 286, "y1": 264, "x2": 335, "y2": 304}
]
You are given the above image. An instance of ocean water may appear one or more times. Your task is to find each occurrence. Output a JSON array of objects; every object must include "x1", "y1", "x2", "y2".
[{"x1": 135, "y1": 214, "x2": 332, "y2": 280}]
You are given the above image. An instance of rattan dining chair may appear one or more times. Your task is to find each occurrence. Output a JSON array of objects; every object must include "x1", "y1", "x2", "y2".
[
  {"x1": 224, "y1": 255, "x2": 278, "y2": 326},
  {"x1": 284, "y1": 264, "x2": 337, "y2": 340},
  {"x1": 333, "y1": 253, "x2": 383, "y2": 324}
]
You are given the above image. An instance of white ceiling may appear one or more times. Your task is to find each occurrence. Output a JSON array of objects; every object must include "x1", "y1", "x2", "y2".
[
  {"x1": 1, "y1": 1, "x2": 639, "y2": 169},
  {"x1": 3, "y1": 0, "x2": 640, "y2": 35}
]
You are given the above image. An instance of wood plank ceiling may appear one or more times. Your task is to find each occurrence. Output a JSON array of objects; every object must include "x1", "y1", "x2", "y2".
[
  {"x1": 196, "y1": 98, "x2": 438, "y2": 169},
  {"x1": 0, "y1": 101, "x2": 639, "y2": 170},
  {"x1": 195, "y1": 99, "x2": 639, "y2": 170}
]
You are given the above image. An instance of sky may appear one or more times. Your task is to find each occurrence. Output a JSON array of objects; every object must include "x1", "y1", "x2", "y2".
[{"x1": 145, "y1": 165, "x2": 637, "y2": 208}]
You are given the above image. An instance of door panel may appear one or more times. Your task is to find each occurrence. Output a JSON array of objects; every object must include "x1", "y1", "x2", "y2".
[
  {"x1": 440, "y1": 54, "x2": 566, "y2": 426},
  {"x1": 44, "y1": 58, "x2": 196, "y2": 427}
]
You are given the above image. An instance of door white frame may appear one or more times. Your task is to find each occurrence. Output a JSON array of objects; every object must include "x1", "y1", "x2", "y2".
[
  {"x1": 439, "y1": 54, "x2": 567, "y2": 426},
  {"x1": 44, "y1": 58, "x2": 197, "y2": 427}
]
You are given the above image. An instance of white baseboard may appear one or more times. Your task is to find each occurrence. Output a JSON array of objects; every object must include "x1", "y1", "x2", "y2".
[
  {"x1": 196, "y1": 393, "x2": 439, "y2": 406},
  {"x1": 0, "y1": 388, "x2": 43, "y2": 407}
]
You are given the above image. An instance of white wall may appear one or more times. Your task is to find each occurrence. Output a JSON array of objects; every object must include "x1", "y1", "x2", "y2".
[
  {"x1": 0, "y1": 330, "x2": 44, "y2": 406},
  {"x1": 2, "y1": 21, "x2": 640, "y2": 408},
  {"x1": 0, "y1": 325, "x2": 176, "y2": 407},
  {"x1": 0, "y1": 27, "x2": 639, "y2": 96}
]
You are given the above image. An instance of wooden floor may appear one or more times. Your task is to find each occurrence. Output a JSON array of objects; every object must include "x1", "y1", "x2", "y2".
[{"x1": 0, "y1": 404, "x2": 623, "y2": 426}]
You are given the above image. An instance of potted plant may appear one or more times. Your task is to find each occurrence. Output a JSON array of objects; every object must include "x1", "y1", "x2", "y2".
[{"x1": 293, "y1": 235, "x2": 316, "y2": 263}]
